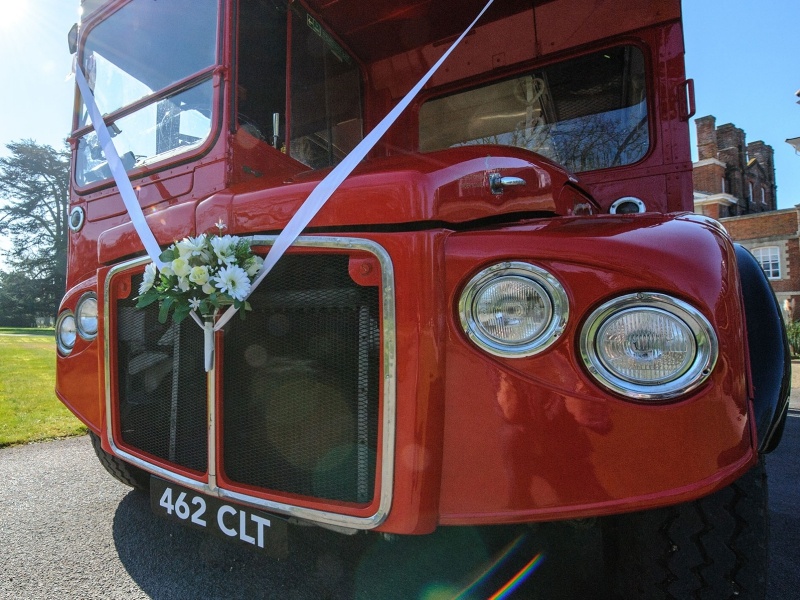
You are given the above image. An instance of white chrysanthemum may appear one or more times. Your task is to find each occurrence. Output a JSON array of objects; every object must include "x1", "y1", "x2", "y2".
[
  {"x1": 189, "y1": 265, "x2": 210, "y2": 285},
  {"x1": 176, "y1": 235, "x2": 207, "y2": 258},
  {"x1": 172, "y1": 257, "x2": 191, "y2": 278},
  {"x1": 139, "y1": 263, "x2": 158, "y2": 295},
  {"x1": 244, "y1": 255, "x2": 264, "y2": 277},
  {"x1": 210, "y1": 235, "x2": 238, "y2": 265},
  {"x1": 214, "y1": 265, "x2": 251, "y2": 301}
]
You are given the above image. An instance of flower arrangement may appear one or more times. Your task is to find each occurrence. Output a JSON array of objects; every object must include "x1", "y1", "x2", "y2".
[{"x1": 135, "y1": 232, "x2": 263, "y2": 324}]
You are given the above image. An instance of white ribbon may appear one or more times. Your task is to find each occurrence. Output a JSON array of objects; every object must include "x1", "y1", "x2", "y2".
[
  {"x1": 75, "y1": 0, "x2": 494, "y2": 369},
  {"x1": 74, "y1": 66, "x2": 165, "y2": 268},
  {"x1": 214, "y1": 0, "x2": 495, "y2": 330}
]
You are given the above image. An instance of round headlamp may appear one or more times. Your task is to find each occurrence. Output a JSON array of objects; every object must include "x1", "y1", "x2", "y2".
[
  {"x1": 580, "y1": 293, "x2": 717, "y2": 400},
  {"x1": 75, "y1": 293, "x2": 98, "y2": 340},
  {"x1": 56, "y1": 311, "x2": 77, "y2": 355},
  {"x1": 459, "y1": 262, "x2": 568, "y2": 357}
]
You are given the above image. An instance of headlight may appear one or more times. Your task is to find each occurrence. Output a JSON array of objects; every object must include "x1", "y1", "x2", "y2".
[
  {"x1": 75, "y1": 293, "x2": 98, "y2": 340},
  {"x1": 459, "y1": 262, "x2": 568, "y2": 357},
  {"x1": 56, "y1": 311, "x2": 77, "y2": 355},
  {"x1": 580, "y1": 293, "x2": 717, "y2": 400}
]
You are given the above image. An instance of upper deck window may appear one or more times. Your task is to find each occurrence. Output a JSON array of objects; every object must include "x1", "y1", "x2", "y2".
[
  {"x1": 419, "y1": 46, "x2": 648, "y2": 173},
  {"x1": 75, "y1": 0, "x2": 219, "y2": 186}
]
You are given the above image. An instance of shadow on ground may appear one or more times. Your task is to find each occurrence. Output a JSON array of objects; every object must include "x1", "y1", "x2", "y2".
[{"x1": 112, "y1": 491, "x2": 607, "y2": 599}]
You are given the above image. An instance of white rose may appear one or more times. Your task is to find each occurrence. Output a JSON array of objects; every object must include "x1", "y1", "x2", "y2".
[
  {"x1": 172, "y1": 257, "x2": 191, "y2": 278},
  {"x1": 189, "y1": 265, "x2": 210, "y2": 285},
  {"x1": 245, "y1": 255, "x2": 264, "y2": 277}
]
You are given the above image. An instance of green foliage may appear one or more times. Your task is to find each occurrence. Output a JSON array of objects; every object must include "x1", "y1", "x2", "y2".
[
  {"x1": 0, "y1": 140, "x2": 70, "y2": 325},
  {"x1": 786, "y1": 320, "x2": 800, "y2": 358},
  {"x1": 0, "y1": 330, "x2": 86, "y2": 447}
]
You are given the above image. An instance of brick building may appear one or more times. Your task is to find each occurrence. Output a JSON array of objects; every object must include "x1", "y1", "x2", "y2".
[
  {"x1": 693, "y1": 116, "x2": 777, "y2": 219},
  {"x1": 691, "y1": 115, "x2": 798, "y2": 322},
  {"x1": 719, "y1": 209, "x2": 800, "y2": 323}
]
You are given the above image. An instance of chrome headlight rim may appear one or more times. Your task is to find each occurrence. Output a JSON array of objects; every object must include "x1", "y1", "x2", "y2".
[
  {"x1": 75, "y1": 293, "x2": 98, "y2": 341},
  {"x1": 56, "y1": 311, "x2": 77, "y2": 356},
  {"x1": 459, "y1": 261, "x2": 569, "y2": 358},
  {"x1": 579, "y1": 292, "x2": 718, "y2": 401}
]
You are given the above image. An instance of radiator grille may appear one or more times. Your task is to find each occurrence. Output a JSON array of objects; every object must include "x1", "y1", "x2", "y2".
[
  {"x1": 222, "y1": 254, "x2": 380, "y2": 504},
  {"x1": 111, "y1": 251, "x2": 382, "y2": 506},
  {"x1": 115, "y1": 276, "x2": 208, "y2": 472}
]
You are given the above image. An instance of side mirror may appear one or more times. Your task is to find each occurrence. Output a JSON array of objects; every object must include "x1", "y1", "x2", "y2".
[{"x1": 68, "y1": 23, "x2": 78, "y2": 54}]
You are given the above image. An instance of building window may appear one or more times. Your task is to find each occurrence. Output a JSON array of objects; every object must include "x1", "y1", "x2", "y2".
[
  {"x1": 761, "y1": 187, "x2": 766, "y2": 204},
  {"x1": 752, "y1": 246, "x2": 781, "y2": 279},
  {"x1": 721, "y1": 177, "x2": 726, "y2": 193}
]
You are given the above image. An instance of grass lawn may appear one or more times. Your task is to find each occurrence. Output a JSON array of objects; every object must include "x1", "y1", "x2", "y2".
[{"x1": 0, "y1": 328, "x2": 87, "y2": 447}]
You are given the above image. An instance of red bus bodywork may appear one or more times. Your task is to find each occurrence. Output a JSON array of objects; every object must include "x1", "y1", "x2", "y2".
[{"x1": 57, "y1": 0, "x2": 785, "y2": 537}]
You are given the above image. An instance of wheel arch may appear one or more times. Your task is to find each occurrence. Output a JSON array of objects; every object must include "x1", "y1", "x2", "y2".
[{"x1": 735, "y1": 243, "x2": 791, "y2": 453}]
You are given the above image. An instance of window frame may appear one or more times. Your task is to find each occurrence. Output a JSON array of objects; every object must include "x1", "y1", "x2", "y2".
[
  {"x1": 71, "y1": 0, "x2": 225, "y2": 192},
  {"x1": 752, "y1": 246, "x2": 781, "y2": 280},
  {"x1": 416, "y1": 42, "x2": 653, "y2": 175}
]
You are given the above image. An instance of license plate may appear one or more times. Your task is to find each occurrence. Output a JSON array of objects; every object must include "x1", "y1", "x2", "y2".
[{"x1": 150, "y1": 477, "x2": 288, "y2": 558}]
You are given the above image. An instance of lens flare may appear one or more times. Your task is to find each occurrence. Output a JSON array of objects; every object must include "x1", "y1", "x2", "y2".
[
  {"x1": 488, "y1": 553, "x2": 544, "y2": 599},
  {"x1": 453, "y1": 534, "x2": 545, "y2": 600}
]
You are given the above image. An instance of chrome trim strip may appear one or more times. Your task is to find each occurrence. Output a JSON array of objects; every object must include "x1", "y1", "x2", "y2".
[
  {"x1": 206, "y1": 365, "x2": 218, "y2": 493},
  {"x1": 104, "y1": 236, "x2": 396, "y2": 530}
]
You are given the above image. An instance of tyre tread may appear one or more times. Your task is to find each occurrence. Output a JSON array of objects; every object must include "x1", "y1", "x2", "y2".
[
  {"x1": 89, "y1": 432, "x2": 150, "y2": 491},
  {"x1": 608, "y1": 458, "x2": 768, "y2": 600}
]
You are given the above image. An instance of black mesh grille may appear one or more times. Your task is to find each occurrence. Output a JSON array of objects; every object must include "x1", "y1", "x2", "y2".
[
  {"x1": 115, "y1": 274, "x2": 207, "y2": 472},
  {"x1": 222, "y1": 254, "x2": 381, "y2": 503}
]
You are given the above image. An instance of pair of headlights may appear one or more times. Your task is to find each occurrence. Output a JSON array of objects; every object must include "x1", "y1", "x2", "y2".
[
  {"x1": 56, "y1": 293, "x2": 98, "y2": 355},
  {"x1": 459, "y1": 262, "x2": 718, "y2": 401},
  {"x1": 58, "y1": 269, "x2": 717, "y2": 400}
]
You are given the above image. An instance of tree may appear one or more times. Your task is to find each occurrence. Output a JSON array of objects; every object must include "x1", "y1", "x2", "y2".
[
  {"x1": 0, "y1": 140, "x2": 70, "y2": 322},
  {"x1": 0, "y1": 271, "x2": 41, "y2": 327}
]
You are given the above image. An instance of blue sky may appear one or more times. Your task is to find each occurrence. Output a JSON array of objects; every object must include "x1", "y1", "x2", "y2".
[
  {"x1": 0, "y1": 0, "x2": 798, "y2": 207},
  {"x1": 684, "y1": 0, "x2": 800, "y2": 208}
]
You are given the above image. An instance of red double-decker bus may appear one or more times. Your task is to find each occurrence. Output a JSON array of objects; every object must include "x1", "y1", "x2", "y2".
[{"x1": 58, "y1": 0, "x2": 788, "y2": 595}]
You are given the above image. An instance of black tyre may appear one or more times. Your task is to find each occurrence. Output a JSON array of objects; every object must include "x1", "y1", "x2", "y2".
[
  {"x1": 604, "y1": 458, "x2": 768, "y2": 599},
  {"x1": 89, "y1": 431, "x2": 151, "y2": 491}
]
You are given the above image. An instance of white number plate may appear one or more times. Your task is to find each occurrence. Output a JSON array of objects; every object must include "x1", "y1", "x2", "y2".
[{"x1": 150, "y1": 477, "x2": 288, "y2": 558}]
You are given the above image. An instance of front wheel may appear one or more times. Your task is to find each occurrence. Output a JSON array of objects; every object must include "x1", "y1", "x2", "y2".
[
  {"x1": 604, "y1": 458, "x2": 768, "y2": 599},
  {"x1": 89, "y1": 431, "x2": 151, "y2": 491}
]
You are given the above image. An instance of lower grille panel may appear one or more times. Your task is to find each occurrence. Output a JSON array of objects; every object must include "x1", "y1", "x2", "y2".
[
  {"x1": 111, "y1": 251, "x2": 383, "y2": 507},
  {"x1": 222, "y1": 254, "x2": 380, "y2": 503},
  {"x1": 115, "y1": 275, "x2": 208, "y2": 472}
]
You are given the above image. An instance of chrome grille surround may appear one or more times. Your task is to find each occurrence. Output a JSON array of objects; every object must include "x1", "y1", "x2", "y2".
[{"x1": 104, "y1": 236, "x2": 396, "y2": 530}]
